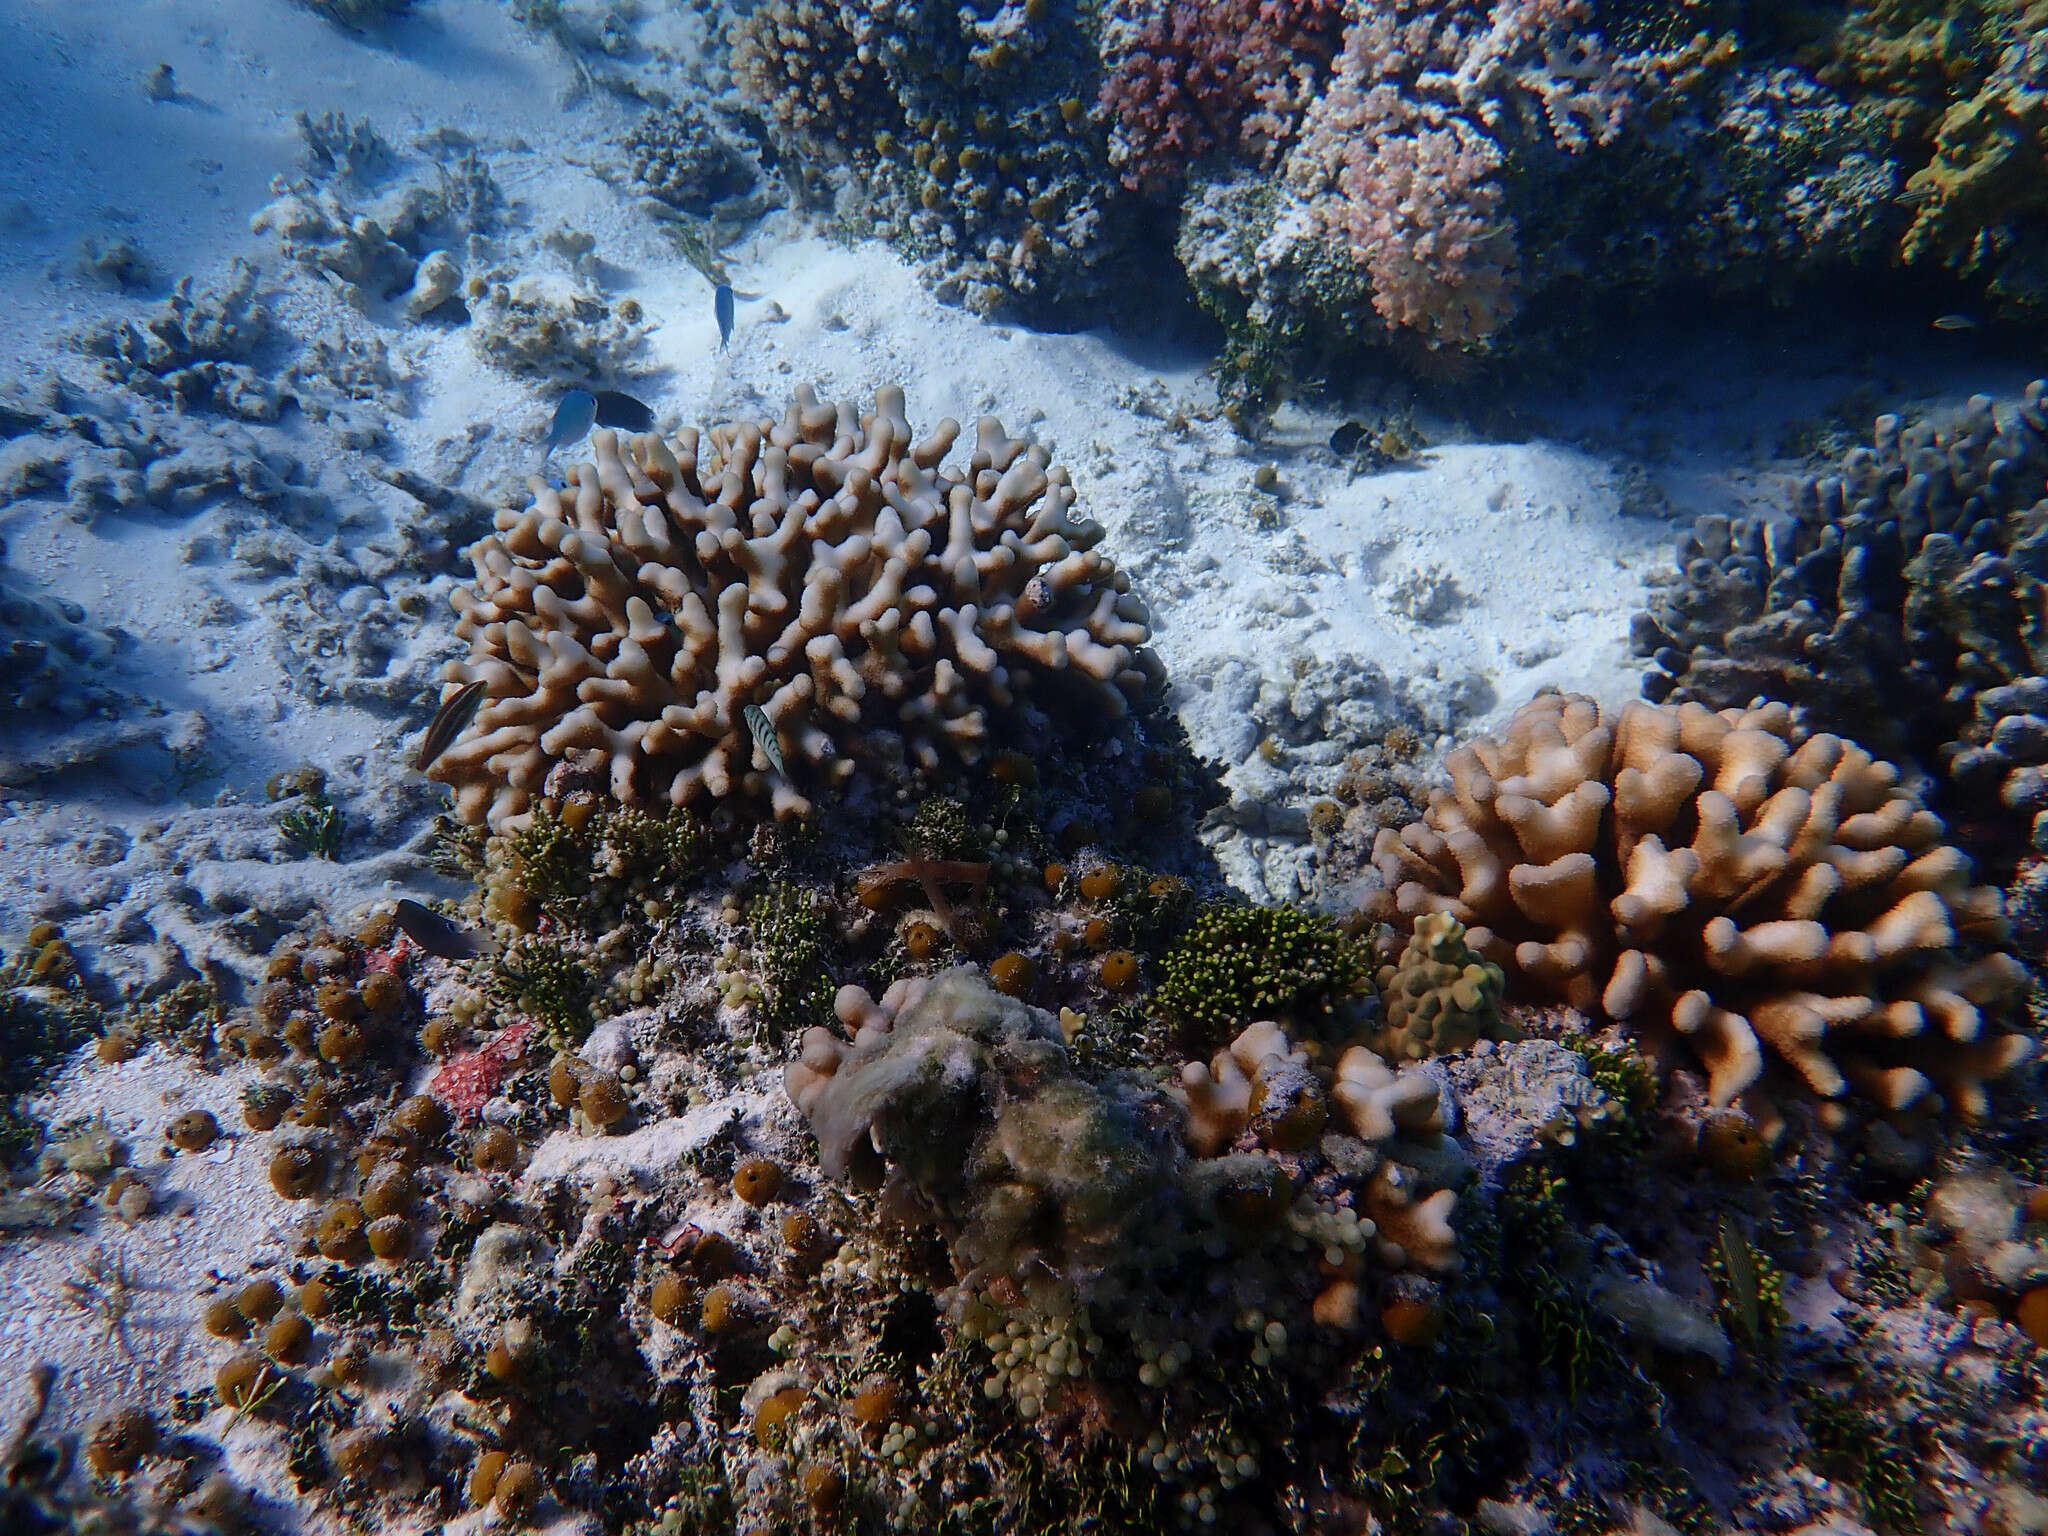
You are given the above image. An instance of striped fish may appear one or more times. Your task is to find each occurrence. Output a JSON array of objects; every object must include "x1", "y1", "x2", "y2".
[
  {"x1": 743, "y1": 704, "x2": 785, "y2": 777},
  {"x1": 415, "y1": 680, "x2": 488, "y2": 772},
  {"x1": 1718, "y1": 1216, "x2": 1762, "y2": 1347}
]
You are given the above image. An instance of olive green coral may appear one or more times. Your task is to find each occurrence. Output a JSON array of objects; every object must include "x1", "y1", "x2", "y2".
[
  {"x1": 1155, "y1": 901, "x2": 1370, "y2": 1047},
  {"x1": 1374, "y1": 911, "x2": 1506, "y2": 1060},
  {"x1": 749, "y1": 883, "x2": 836, "y2": 1032}
]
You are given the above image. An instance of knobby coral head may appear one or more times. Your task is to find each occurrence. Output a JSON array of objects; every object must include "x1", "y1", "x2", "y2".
[
  {"x1": 429, "y1": 385, "x2": 1160, "y2": 832},
  {"x1": 1370, "y1": 692, "x2": 2035, "y2": 1130}
]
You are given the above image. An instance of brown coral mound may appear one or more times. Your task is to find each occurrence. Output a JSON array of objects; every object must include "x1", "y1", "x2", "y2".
[
  {"x1": 432, "y1": 386, "x2": 1158, "y2": 830},
  {"x1": 1369, "y1": 693, "x2": 2034, "y2": 1121}
]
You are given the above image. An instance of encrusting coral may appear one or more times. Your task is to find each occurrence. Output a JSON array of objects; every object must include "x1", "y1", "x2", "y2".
[
  {"x1": 1368, "y1": 692, "x2": 2034, "y2": 1125},
  {"x1": 430, "y1": 385, "x2": 1159, "y2": 831},
  {"x1": 1632, "y1": 382, "x2": 2048, "y2": 842}
]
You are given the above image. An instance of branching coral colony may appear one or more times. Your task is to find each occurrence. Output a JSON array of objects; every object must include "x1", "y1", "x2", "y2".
[
  {"x1": 430, "y1": 386, "x2": 1159, "y2": 831},
  {"x1": 1368, "y1": 692, "x2": 2034, "y2": 1134}
]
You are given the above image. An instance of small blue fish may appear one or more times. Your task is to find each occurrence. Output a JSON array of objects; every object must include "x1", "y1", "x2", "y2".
[
  {"x1": 592, "y1": 390, "x2": 654, "y2": 432},
  {"x1": 544, "y1": 389, "x2": 597, "y2": 456},
  {"x1": 715, "y1": 283, "x2": 734, "y2": 350}
]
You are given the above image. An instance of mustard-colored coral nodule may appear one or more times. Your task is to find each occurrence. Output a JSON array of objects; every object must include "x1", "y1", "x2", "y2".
[
  {"x1": 431, "y1": 385, "x2": 1159, "y2": 831},
  {"x1": 1370, "y1": 692, "x2": 2033, "y2": 1121},
  {"x1": 1375, "y1": 909, "x2": 1506, "y2": 1060}
]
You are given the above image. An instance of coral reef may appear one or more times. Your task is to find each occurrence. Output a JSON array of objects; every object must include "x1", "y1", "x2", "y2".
[
  {"x1": 1145, "y1": 3, "x2": 2043, "y2": 387},
  {"x1": 1368, "y1": 691, "x2": 2034, "y2": 1125},
  {"x1": 1816, "y1": 0, "x2": 2048, "y2": 319},
  {"x1": 724, "y1": 0, "x2": 2047, "y2": 380},
  {"x1": 732, "y1": 0, "x2": 1131, "y2": 316},
  {"x1": 787, "y1": 966, "x2": 1462, "y2": 1454},
  {"x1": 21, "y1": 685, "x2": 2044, "y2": 1535},
  {"x1": 617, "y1": 102, "x2": 763, "y2": 218},
  {"x1": 1632, "y1": 382, "x2": 2048, "y2": 843},
  {"x1": 1098, "y1": 0, "x2": 1345, "y2": 196},
  {"x1": 429, "y1": 384, "x2": 1159, "y2": 830}
]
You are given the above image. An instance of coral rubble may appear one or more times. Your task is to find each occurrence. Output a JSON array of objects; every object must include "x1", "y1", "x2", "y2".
[
  {"x1": 0, "y1": 535, "x2": 124, "y2": 721},
  {"x1": 431, "y1": 385, "x2": 1159, "y2": 831},
  {"x1": 74, "y1": 259, "x2": 282, "y2": 419},
  {"x1": 1368, "y1": 691, "x2": 2033, "y2": 1124}
]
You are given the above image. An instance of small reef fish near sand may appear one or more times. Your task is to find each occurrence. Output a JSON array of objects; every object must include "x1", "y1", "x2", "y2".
[
  {"x1": 414, "y1": 679, "x2": 488, "y2": 771},
  {"x1": 543, "y1": 388, "x2": 597, "y2": 457},
  {"x1": 715, "y1": 282, "x2": 734, "y2": 349},
  {"x1": 392, "y1": 899, "x2": 493, "y2": 961},
  {"x1": 592, "y1": 389, "x2": 654, "y2": 431}
]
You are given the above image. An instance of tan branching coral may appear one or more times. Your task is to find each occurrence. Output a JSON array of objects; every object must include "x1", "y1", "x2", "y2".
[
  {"x1": 1168, "y1": 1018, "x2": 1459, "y2": 1272},
  {"x1": 431, "y1": 386, "x2": 1158, "y2": 830},
  {"x1": 1369, "y1": 693, "x2": 2034, "y2": 1122}
]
